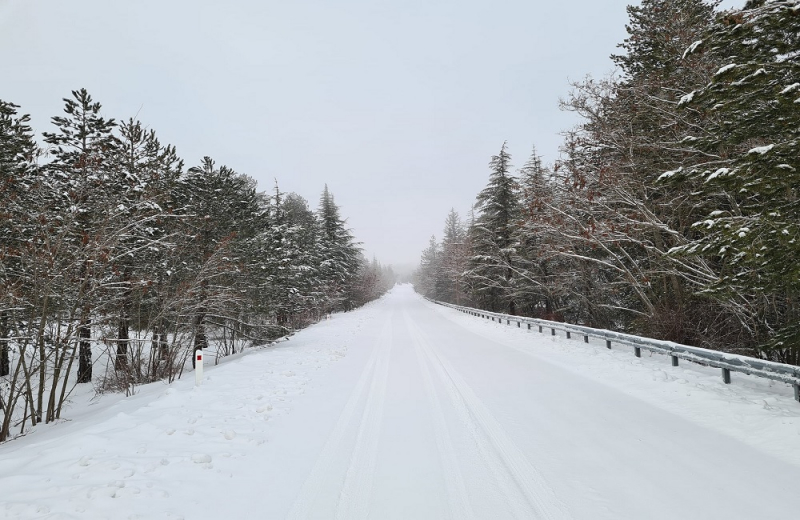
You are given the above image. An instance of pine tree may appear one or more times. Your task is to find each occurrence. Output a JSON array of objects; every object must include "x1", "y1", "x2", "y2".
[
  {"x1": 673, "y1": 0, "x2": 800, "y2": 358},
  {"x1": 613, "y1": 0, "x2": 721, "y2": 83},
  {"x1": 416, "y1": 236, "x2": 441, "y2": 299},
  {"x1": 469, "y1": 143, "x2": 521, "y2": 314},
  {"x1": 513, "y1": 146, "x2": 558, "y2": 317},
  {"x1": 254, "y1": 187, "x2": 324, "y2": 330},
  {"x1": 179, "y1": 157, "x2": 260, "y2": 366},
  {"x1": 109, "y1": 118, "x2": 183, "y2": 374},
  {"x1": 317, "y1": 185, "x2": 361, "y2": 312},
  {"x1": 0, "y1": 100, "x2": 37, "y2": 378},
  {"x1": 440, "y1": 209, "x2": 469, "y2": 304},
  {"x1": 279, "y1": 192, "x2": 326, "y2": 323},
  {"x1": 42, "y1": 88, "x2": 119, "y2": 384}
]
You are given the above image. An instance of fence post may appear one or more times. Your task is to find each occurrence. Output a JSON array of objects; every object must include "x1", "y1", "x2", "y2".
[
  {"x1": 671, "y1": 355, "x2": 679, "y2": 367},
  {"x1": 606, "y1": 339, "x2": 612, "y2": 349},
  {"x1": 721, "y1": 368, "x2": 731, "y2": 384}
]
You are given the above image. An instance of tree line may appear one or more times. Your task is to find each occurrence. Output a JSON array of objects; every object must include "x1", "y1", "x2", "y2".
[
  {"x1": 0, "y1": 89, "x2": 394, "y2": 441},
  {"x1": 415, "y1": 0, "x2": 799, "y2": 364}
]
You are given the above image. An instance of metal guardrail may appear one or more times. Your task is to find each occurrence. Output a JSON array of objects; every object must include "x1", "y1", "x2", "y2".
[{"x1": 429, "y1": 299, "x2": 800, "y2": 403}]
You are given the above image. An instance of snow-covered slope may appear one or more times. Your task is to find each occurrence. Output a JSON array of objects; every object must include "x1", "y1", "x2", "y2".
[{"x1": 2, "y1": 285, "x2": 799, "y2": 519}]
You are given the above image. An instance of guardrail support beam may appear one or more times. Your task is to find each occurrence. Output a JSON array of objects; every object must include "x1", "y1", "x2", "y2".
[
  {"x1": 634, "y1": 346, "x2": 641, "y2": 358},
  {"x1": 721, "y1": 368, "x2": 731, "y2": 384},
  {"x1": 584, "y1": 335, "x2": 589, "y2": 343},
  {"x1": 671, "y1": 355, "x2": 679, "y2": 367},
  {"x1": 539, "y1": 325, "x2": 543, "y2": 333},
  {"x1": 606, "y1": 339, "x2": 612, "y2": 349},
  {"x1": 566, "y1": 331, "x2": 571, "y2": 339},
  {"x1": 517, "y1": 321, "x2": 521, "y2": 328},
  {"x1": 795, "y1": 384, "x2": 800, "y2": 402},
  {"x1": 551, "y1": 328, "x2": 556, "y2": 336},
  {"x1": 527, "y1": 323, "x2": 531, "y2": 330}
]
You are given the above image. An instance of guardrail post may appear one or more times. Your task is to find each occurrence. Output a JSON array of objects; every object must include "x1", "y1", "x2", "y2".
[
  {"x1": 721, "y1": 368, "x2": 731, "y2": 384},
  {"x1": 551, "y1": 328, "x2": 556, "y2": 336},
  {"x1": 606, "y1": 340, "x2": 612, "y2": 349},
  {"x1": 517, "y1": 321, "x2": 521, "y2": 328},
  {"x1": 527, "y1": 323, "x2": 531, "y2": 330},
  {"x1": 634, "y1": 346, "x2": 641, "y2": 358},
  {"x1": 584, "y1": 335, "x2": 589, "y2": 343},
  {"x1": 671, "y1": 355, "x2": 679, "y2": 366},
  {"x1": 795, "y1": 384, "x2": 800, "y2": 402},
  {"x1": 507, "y1": 319, "x2": 510, "y2": 325},
  {"x1": 538, "y1": 325, "x2": 543, "y2": 333},
  {"x1": 566, "y1": 331, "x2": 571, "y2": 339}
]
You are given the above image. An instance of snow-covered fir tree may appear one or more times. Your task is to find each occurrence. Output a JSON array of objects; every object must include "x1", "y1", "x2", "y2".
[
  {"x1": 671, "y1": 0, "x2": 800, "y2": 360},
  {"x1": 468, "y1": 142, "x2": 521, "y2": 314}
]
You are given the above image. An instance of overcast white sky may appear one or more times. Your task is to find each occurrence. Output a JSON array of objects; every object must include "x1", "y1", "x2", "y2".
[{"x1": 0, "y1": 0, "x2": 741, "y2": 271}]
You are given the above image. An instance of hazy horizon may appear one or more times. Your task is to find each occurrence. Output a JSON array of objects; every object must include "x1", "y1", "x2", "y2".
[{"x1": 0, "y1": 0, "x2": 742, "y2": 269}]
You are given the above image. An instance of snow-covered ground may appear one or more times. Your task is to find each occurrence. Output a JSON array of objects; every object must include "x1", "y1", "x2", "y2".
[{"x1": 2, "y1": 284, "x2": 800, "y2": 519}]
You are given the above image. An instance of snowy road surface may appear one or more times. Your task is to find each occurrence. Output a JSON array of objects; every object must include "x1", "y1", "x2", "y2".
[{"x1": 2, "y1": 285, "x2": 800, "y2": 519}]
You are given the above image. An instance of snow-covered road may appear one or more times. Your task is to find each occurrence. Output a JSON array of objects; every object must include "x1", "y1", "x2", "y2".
[{"x1": 3, "y1": 285, "x2": 800, "y2": 519}]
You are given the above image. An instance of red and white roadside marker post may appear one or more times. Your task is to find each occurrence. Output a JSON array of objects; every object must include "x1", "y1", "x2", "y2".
[{"x1": 195, "y1": 350, "x2": 204, "y2": 386}]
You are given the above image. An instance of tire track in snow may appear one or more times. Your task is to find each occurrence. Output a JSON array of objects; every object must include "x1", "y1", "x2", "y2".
[
  {"x1": 287, "y1": 317, "x2": 391, "y2": 520},
  {"x1": 403, "y1": 310, "x2": 475, "y2": 520},
  {"x1": 406, "y1": 313, "x2": 570, "y2": 520},
  {"x1": 335, "y1": 318, "x2": 392, "y2": 520}
]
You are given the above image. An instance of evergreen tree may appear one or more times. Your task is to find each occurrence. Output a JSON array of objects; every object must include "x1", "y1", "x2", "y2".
[
  {"x1": 513, "y1": 146, "x2": 558, "y2": 317},
  {"x1": 254, "y1": 187, "x2": 324, "y2": 330},
  {"x1": 672, "y1": 0, "x2": 800, "y2": 358},
  {"x1": 317, "y1": 185, "x2": 361, "y2": 311},
  {"x1": 42, "y1": 88, "x2": 119, "y2": 384},
  {"x1": 469, "y1": 143, "x2": 520, "y2": 313},
  {"x1": 108, "y1": 118, "x2": 183, "y2": 374},
  {"x1": 416, "y1": 236, "x2": 441, "y2": 299},
  {"x1": 440, "y1": 209, "x2": 469, "y2": 304},
  {"x1": 0, "y1": 100, "x2": 37, "y2": 378},
  {"x1": 178, "y1": 157, "x2": 260, "y2": 366}
]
